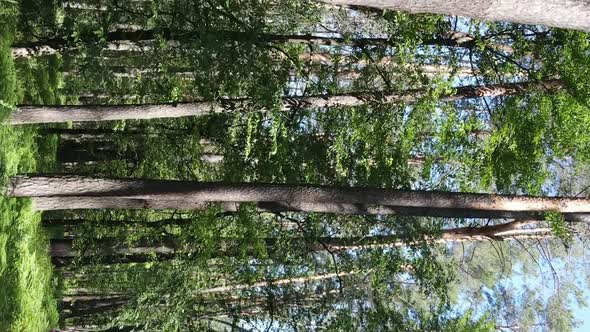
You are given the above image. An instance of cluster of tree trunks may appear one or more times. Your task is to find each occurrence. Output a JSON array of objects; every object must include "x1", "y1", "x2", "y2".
[{"x1": 47, "y1": 219, "x2": 551, "y2": 267}]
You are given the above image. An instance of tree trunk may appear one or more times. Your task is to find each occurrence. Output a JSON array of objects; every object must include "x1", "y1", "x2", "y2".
[
  {"x1": 8, "y1": 79, "x2": 562, "y2": 124},
  {"x1": 10, "y1": 28, "x2": 503, "y2": 59},
  {"x1": 47, "y1": 220, "x2": 552, "y2": 267},
  {"x1": 11, "y1": 39, "x2": 154, "y2": 59},
  {"x1": 316, "y1": 0, "x2": 590, "y2": 32},
  {"x1": 33, "y1": 197, "x2": 590, "y2": 222},
  {"x1": 331, "y1": 64, "x2": 474, "y2": 82},
  {"x1": 42, "y1": 128, "x2": 217, "y2": 152},
  {"x1": 299, "y1": 51, "x2": 474, "y2": 67},
  {"x1": 55, "y1": 137, "x2": 221, "y2": 167},
  {"x1": 198, "y1": 271, "x2": 362, "y2": 295},
  {"x1": 42, "y1": 216, "x2": 201, "y2": 228},
  {"x1": 60, "y1": 295, "x2": 128, "y2": 319},
  {"x1": 61, "y1": 63, "x2": 473, "y2": 81},
  {"x1": 9, "y1": 175, "x2": 590, "y2": 218},
  {"x1": 57, "y1": 139, "x2": 135, "y2": 164}
]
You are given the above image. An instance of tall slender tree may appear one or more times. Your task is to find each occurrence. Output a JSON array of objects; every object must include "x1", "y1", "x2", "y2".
[
  {"x1": 8, "y1": 176, "x2": 590, "y2": 222},
  {"x1": 8, "y1": 79, "x2": 562, "y2": 124}
]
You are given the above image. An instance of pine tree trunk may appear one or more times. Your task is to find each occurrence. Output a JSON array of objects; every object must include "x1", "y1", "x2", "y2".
[
  {"x1": 8, "y1": 79, "x2": 562, "y2": 124},
  {"x1": 9, "y1": 175, "x2": 590, "y2": 218},
  {"x1": 34, "y1": 197, "x2": 586, "y2": 221},
  {"x1": 316, "y1": 0, "x2": 590, "y2": 32}
]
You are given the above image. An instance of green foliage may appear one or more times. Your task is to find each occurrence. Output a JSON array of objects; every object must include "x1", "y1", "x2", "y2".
[
  {"x1": 482, "y1": 95, "x2": 551, "y2": 194},
  {"x1": 545, "y1": 294, "x2": 576, "y2": 332},
  {"x1": 0, "y1": 18, "x2": 17, "y2": 121},
  {"x1": 545, "y1": 211, "x2": 573, "y2": 247},
  {"x1": 0, "y1": 199, "x2": 59, "y2": 331},
  {"x1": 540, "y1": 30, "x2": 590, "y2": 106},
  {"x1": 6, "y1": 1, "x2": 590, "y2": 331},
  {"x1": 0, "y1": 37, "x2": 59, "y2": 326},
  {"x1": 0, "y1": 4, "x2": 60, "y2": 330},
  {"x1": 16, "y1": 55, "x2": 64, "y2": 105},
  {"x1": 326, "y1": 303, "x2": 495, "y2": 331}
]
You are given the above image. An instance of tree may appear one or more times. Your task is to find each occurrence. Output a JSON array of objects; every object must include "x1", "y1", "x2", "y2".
[
  {"x1": 46, "y1": 219, "x2": 552, "y2": 268},
  {"x1": 10, "y1": 27, "x2": 507, "y2": 59},
  {"x1": 7, "y1": 79, "x2": 562, "y2": 124},
  {"x1": 315, "y1": 0, "x2": 590, "y2": 32},
  {"x1": 8, "y1": 175, "x2": 590, "y2": 221}
]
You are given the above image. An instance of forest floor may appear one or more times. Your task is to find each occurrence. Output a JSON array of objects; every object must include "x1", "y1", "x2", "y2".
[{"x1": 0, "y1": 9, "x2": 59, "y2": 331}]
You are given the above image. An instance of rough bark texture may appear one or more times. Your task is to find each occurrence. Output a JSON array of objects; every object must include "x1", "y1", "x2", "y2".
[
  {"x1": 32, "y1": 197, "x2": 211, "y2": 211},
  {"x1": 9, "y1": 175, "x2": 590, "y2": 215},
  {"x1": 30, "y1": 196, "x2": 590, "y2": 223},
  {"x1": 8, "y1": 102, "x2": 223, "y2": 124},
  {"x1": 8, "y1": 80, "x2": 562, "y2": 124},
  {"x1": 317, "y1": 0, "x2": 590, "y2": 32}
]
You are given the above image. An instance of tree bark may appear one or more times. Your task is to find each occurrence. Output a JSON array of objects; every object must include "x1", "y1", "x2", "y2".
[
  {"x1": 315, "y1": 0, "x2": 590, "y2": 32},
  {"x1": 51, "y1": 245, "x2": 179, "y2": 268},
  {"x1": 10, "y1": 28, "x2": 504, "y2": 59},
  {"x1": 9, "y1": 175, "x2": 590, "y2": 217},
  {"x1": 8, "y1": 79, "x2": 562, "y2": 124},
  {"x1": 30, "y1": 197, "x2": 588, "y2": 222}
]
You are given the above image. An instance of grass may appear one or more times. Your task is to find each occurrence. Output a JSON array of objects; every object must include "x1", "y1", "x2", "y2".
[
  {"x1": 0, "y1": 199, "x2": 59, "y2": 331},
  {"x1": 0, "y1": 2, "x2": 60, "y2": 331}
]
